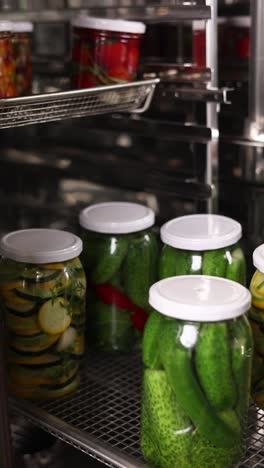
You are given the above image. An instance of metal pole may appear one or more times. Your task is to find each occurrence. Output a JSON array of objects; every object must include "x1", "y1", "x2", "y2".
[
  {"x1": 0, "y1": 310, "x2": 14, "y2": 468},
  {"x1": 206, "y1": 0, "x2": 219, "y2": 213},
  {"x1": 247, "y1": 0, "x2": 264, "y2": 141}
]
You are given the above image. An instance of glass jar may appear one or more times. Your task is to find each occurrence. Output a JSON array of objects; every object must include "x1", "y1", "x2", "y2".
[
  {"x1": 159, "y1": 214, "x2": 246, "y2": 285},
  {"x1": 249, "y1": 244, "x2": 264, "y2": 407},
  {"x1": 79, "y1": 202, "x2": 159, "y2": 352},
  {"x1": 141, "y1": 275, "x2": 252, "y2": 468},
  {"x1": 12, "y1": 22, "x2": 33, "y2": 96},
  {"x1": 0, "y1": 229, "x2": 86, "y2": 400},
  {"x1": 192, "y1": 20, "x2": 206, "y2": 68},
  {"x1": 71, "y1": 15, "x2": 146, "y2": 89},
  {"x1": 0, "y1": 21, "x2": 17, "y2": 98}
]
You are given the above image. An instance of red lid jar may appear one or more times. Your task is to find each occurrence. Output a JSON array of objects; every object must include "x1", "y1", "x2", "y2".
[{"x1": 71, "y1": 15, "x2": 146, "y2": 89}]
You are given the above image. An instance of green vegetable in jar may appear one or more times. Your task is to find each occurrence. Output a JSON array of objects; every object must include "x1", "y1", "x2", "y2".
[
  {"x1": 141, "y1": 276, "x2": 252, "y2": 468},
  {"x1": 0, "y1": 229, "x2": 86, "y2": 400}
]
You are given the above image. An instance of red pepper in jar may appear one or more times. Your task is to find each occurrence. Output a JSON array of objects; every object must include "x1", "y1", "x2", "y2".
[
  {"x1": 0, "y1": 21, "x2": 17, "y2": 98},
  {"x1": 71, "y1": 16, "x2": 146, "y2": 89},
  {"x1": 95, "y1": 283, "x2": 148, "y2": 331},
  {"x1": 12, "y1": 22, "x2": 33, "y2": 96},
  {"x1": 192, "y1": 20, "x2": 206, "y2": 68}
]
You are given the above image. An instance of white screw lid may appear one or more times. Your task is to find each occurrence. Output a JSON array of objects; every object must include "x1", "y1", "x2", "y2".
[
  {"x1": 0, "y1": 21, "x2": 13, "y2": 32},
  {"x1": 72, "y1": 15, "x2": 146, "y2": 35},
  {"x1": 79, "y1": 202, "x2": 155, "y2": 234},
  {"x1": 0, "y1": 229, "x2": 83, "y2": 264},
  {"x1": 253, "y1": 244, "x2": 264, "y2": 273},
  {"x1": 149, "y1": 275, "x2": 251, "y2": 322},
  {"x1": 12, "y1": 22, "x2": 34, "y2": 33},
  {"x1": 160, "y1": 214, "x2": 242, "y2": 251}
]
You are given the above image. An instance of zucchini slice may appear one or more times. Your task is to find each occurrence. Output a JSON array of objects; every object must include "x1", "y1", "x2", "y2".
[
  {"x1": 5, "y1": 300, "x2": 37, "y2": 316},
  {"x1": 10, "y1": 333, "x2": 60, "y2": 355},
  {"x1": 21, "y1": 269, "x2": 61, "y2": 283},
  {"x1": 5, "y1": 312, "x2": 41, "y2": 336},
  {"x1": 15, "y1": 276, "x2": 71, "y2": 302},
  {"x1": 41, "y1": 263, "x2": 65, "y2": 271},
  {"x1": 38, "y1": 297, "x2": 71, "y2": 335},
  {"x1": 40, "y1": 369, "x2": 79, "y2": 390},
  {"x1": 7, "y1": 350, "x2": 62, "y2": 367}
]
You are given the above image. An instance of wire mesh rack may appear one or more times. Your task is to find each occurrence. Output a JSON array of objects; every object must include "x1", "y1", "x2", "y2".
[
  {"x1": 9, "y1": 351, "x2": 264, "y2": 468},
  {"x1": 0, "y1": 79, "x2": 159, "y2": 129}
]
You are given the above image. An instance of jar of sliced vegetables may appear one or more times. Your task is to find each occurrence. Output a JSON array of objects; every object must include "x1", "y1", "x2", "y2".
[
  {"x1": 142, "y1": 275, "x2": 252, "y2": 468},
  {"x1": 79, "y1": 202, "x2": 159, "y2": 352},
  {"x1": 0, "y1": 229, "x2": 86, "y2": 400},
  {"x1": 159, "y1": 214, "x2": 246, "y2": 285},
  {"x1": 249, "y1": 244, "x2": 264, "y2": 407},
  {"x1": 12, "y1": 22, "x2": 33, "y2": 96},
  {"x1": 0, "y1": 21, "x2": 17, "y2": 97}
]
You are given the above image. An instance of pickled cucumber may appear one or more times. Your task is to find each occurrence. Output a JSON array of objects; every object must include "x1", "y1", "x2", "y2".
[
  {"x1": 202, "y1": 248, "x2": 228, "y2": 277},
  {"x1": 90, "y1": 236, "x2": 128, "y2": 284},
  {"x1": 230, "y1": 317, "x2": 253, "y2": 421},
  {"x1": 160, "y1": 320, "x2": 240, "y2": 448},
  {"x1": 124, "y1": 233, "x2": 158, "y2": 310},
  {"x1": 141, "y1": 369, "x2": 193, "y2": 468},
  {"x1": 159, "y1": 245, "x2": 178, "y2": 279},
  {"x1": 159, "y1": 247, "x2": 202, "y2": 280},
  {"x1": 89, "y1": 301, "x2": 134, "y2": 351},
  {"x1": 195, "y1": 322, "x2": 237, "y2": 411},
  {"x1": 142, "y1": 311, "x2": 162, "y2": 369},
  {"x1": 225, "y1": 245, "x2": 246, "y2": 285}
]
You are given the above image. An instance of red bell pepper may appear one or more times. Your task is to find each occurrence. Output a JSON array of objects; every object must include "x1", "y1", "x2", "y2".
[{"x1": 94, "y1": 283, "x2": 148, "y2": 332}]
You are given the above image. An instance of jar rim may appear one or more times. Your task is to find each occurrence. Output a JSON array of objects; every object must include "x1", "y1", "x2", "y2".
[
  {"x1": 0, "y1": 21, "x2": 13, "y2": 33},
  {"x1": 72, "y1": 15, "x2": 146, "y2": 35},
  {"x1": 160, "y1": 214, "x2": 242, "y2": 251},
  {"x1": 12, "y1": 22, "x2": 34, "y2": 33},
  {"x1": 149, "y1": 275, "x2": 251, "y2": 321},
  {"x1": 79, "y1": 202, "x2": 155, "y2": 234},
  {"x1": 0, "y1": 229, "x2": 83, "y2": 264},
  {"x1": 253, "y1": 244, "x2": 264, "y2": 273}
]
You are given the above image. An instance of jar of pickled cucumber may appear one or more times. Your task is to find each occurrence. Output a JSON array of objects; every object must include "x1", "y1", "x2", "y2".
[
  {"x1": 141, "y1": 275, "x2": 252, "y2": 468},
  {"x1": 248, "y1": 243, "x2": 264, "y2": 407},
  {"x1": 0, "y1": 229, "x2": 86, "y2": 400},
  {"x1": 79, "y1": 202, "x2": 159, "y2": 352},
  {"x1": 159, "y1": 214, "x2": 246, "y2": 285}
]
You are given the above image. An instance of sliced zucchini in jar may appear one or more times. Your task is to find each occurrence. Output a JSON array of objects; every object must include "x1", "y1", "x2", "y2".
[
  {"x1": 7, "y1": 350, "x2": 62, "y2": 367},
  {"x1": 5, "y1": 300, "x2": 37, "y2": 316},
  {"x1": 41, "y1": 263, "x2": 66, "y2": 271},
  {"x1": 5, "y1": 312, "x2": 41, "y2": 336},
  {"x1": 15, "y1": 275, "x2": 71, "y2": 302},
  {"x1": 38, "y1": 297, "x2": 71, "y2": 335},
  {"x1": 21, "y1": 268, "x2": 61, "y2": 283},
  {"x1": 10, "y1": 332, "x2": 60, "y2": 355},
  {"x1": 38, "y1": 373, "x2": 80, "y2": 399}
]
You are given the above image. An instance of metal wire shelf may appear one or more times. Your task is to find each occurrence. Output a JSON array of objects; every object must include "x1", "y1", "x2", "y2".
[
  {"x1": 0, "y1": 79, "x2": 159, "y2": 129},
  {"x1": 9, "y1": 352, "x2": 264, "y2": 468}
]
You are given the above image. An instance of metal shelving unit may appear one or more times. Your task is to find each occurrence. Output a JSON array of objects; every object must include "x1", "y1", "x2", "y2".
[
  {"x1": 0, "y1": 79, "x2": 158, "y2": 129},
  {"x1": 0, "y1": 0, "x2": 228, "y2": 467},
  {"x1": 9, "y1": 352, "x2": 264, "y2": 468},
  {"x1": 0, "y1": 1, "x2": 212, "y2": 22}
]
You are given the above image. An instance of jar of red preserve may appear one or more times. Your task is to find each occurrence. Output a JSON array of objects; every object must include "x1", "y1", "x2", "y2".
[
  {"x1": 12, "y1": 22, "x2": 33, "y2": 96},
  {"x1": 71, "y1": 15, "x2": 146, "y2": 89},
  {"x1": 192, "y1": 20, "x2": 206, "y2": 68},
  {"x1": 0, "y1": 21, "x2": 17, "y2": 98}
]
